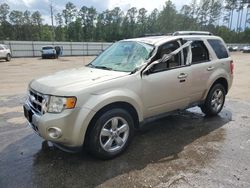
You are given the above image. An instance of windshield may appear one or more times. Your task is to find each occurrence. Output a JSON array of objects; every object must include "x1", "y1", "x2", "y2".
[
  {"x1": 88, "y1": 41, "x2": 154, "y2": 72},
  {"x1": 42, "y1": 47, "x2": 54, "y2": 50}
]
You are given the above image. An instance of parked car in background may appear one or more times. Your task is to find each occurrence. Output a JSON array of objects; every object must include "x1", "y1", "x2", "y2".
[
  {"x1": 242, "y1": 46, "x2": 250, "y2": 53},
  {"x1": 41, "y1": 46, "x2": 57, "y2": 59},
  {"x1": 228, "y1": 45, "x2": 238, "y2": 52},
  {"x1": 0, "y1": 44, "x2": 11, "y2": 61}
]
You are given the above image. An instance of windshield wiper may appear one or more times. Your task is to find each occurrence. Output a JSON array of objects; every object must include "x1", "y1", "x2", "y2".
[{"x1": 87, "y1": 64, "x2": 113, "y2": 70}]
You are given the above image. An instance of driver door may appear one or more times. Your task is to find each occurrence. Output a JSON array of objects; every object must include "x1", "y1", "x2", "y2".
[{"x1": 142, "y1": 40, "x2": 191, "y2": 118}]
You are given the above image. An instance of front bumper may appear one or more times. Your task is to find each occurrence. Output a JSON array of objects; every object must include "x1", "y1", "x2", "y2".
[
  {"x1": 42, "y1": 53, "x2": 56, "y2": 58},
  {"x1": 23, "y1": 102, "x2": 93, "y2": 149}
]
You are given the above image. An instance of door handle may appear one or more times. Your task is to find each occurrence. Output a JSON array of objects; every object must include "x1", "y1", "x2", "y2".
[
  {"x1": 207, "y1": 66, "x2": 215, "y2": 71},
  {"x1": 178, "y1": 73, "x2": 188, "y2": 79}
]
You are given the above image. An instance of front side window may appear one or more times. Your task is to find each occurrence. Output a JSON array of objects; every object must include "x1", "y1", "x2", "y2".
[
  {"x1": 88, "y1": 41, "x2": 154, "y2": 72},
  {"x1": 152, "y1": 40, "x2": 182, "y2": 72},
  {"x1": 207, "y1": 39, "x2": 229, "y2": 59},
  {"x1": 191, "y1": 41, "x2": 209, "y2": 64}
]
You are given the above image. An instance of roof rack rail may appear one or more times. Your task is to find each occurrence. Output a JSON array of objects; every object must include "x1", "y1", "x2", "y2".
[
  {"x1": 143, "y1": 33, "x2": 165, "y2": 37},
  {"x1": 172, "y1": 31, "x2": 213, "y2": 36}
]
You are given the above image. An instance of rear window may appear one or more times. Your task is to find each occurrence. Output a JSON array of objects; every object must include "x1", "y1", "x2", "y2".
[
  {"x1": 207, "y1": 39, "x2": 229, "y2": 59},
  {"x1": 42, "y1": 47, "x2": 54, "y2": 50}
]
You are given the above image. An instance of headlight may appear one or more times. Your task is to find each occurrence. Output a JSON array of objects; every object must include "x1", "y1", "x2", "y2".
[{"x1": 47, "y1": 96, "x2": 77, "y2": 113}]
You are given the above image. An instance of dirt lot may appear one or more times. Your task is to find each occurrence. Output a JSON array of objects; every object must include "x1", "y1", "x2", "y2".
[
  {"x1": 0, "y1": 56, "x2": 95, "y2": 96},
  {"x1": 0, "y1": 53, "x2": 250, "y2": 188}
]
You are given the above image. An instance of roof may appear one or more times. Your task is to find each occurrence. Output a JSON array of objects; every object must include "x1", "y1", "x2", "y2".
[
  {"x1": 123, "y1": 35, "x2": 222, "y2": 46},
  {"x1": 42, "y1": 46, "x2": 54, "y2": 48}
]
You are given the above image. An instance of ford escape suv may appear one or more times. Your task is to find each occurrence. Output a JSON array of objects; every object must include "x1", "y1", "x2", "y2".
[{"x1": 24, "y1": 31, "x2": 233, "y2": 159}]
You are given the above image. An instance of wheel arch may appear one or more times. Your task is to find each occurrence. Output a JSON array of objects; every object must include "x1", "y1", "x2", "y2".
[
  {"x1": 203, "y1": 77, "x2": 229, "y2": 101},
  {"x1": 211, "y1": 77, "x2": 228, "y2": 94},
  {"x1": 83, "y1": 101, "x2": 140, "y2": 146}
]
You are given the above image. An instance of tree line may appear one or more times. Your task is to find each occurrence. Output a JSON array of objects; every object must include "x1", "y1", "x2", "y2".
[{"x1": 0, "y1": 0, "x2": 250, "y2": 43}]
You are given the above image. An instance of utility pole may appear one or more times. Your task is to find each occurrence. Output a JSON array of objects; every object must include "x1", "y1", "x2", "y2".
[{"x1": 50, "y1": 0, "x2": 55, "y2": 42}]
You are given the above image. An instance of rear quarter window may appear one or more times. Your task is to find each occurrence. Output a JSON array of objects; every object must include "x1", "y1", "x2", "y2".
[{"x1": 207, "y1": 39, "x2": 229, "y2": 59}]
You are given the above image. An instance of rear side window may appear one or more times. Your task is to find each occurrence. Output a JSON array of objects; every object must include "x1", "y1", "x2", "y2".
[
  {"x1": 191, "y1": 41, "x2": 209, "y2": 64},
  {"x1": 207, "y1": 39, "x2": 229, "y2": 59}
]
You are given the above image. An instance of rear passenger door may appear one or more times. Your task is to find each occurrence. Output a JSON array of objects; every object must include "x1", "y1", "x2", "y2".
[{"x1": 188, "y1": 40, "x2": 213, "y2": 103}]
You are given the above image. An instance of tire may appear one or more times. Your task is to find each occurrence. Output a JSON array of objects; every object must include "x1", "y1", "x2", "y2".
[
  {"x1": 86, "y1": 108, "x2": 135, "y2": 159},
  {"x1": 200, "y1": 83, "x2": 226, "y2": 116},
  {"x1": 6, "y1": 54, "x2": 11, "y2": 61}
]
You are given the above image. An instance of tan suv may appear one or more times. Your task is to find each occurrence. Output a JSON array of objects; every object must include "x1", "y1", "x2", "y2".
[{"x1": 23, "y1": 31, "x2": 234, "y2": 159}]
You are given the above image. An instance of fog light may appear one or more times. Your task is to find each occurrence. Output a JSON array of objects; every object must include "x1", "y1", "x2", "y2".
[{"x1": 48, "y1": 127, "x2": 62, "y2": 139}]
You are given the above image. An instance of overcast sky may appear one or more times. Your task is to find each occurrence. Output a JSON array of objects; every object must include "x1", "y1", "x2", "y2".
[{"x1": 2, "y1": 0, "x2": 191, "y2": 23}]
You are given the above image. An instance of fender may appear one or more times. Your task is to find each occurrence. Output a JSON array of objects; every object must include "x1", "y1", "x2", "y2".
[
  {"x1": 84, "y1": 88, "x2": 144, "y2": 121},
  {"x1": 202, "y1": 67, "x2": 231, "y2": 100},
  {"x1": 73, "y1": 89, "x2": 144, "y2": 146}
]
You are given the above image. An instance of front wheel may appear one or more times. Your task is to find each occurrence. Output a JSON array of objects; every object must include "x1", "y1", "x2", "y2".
[
  {"x1": 200, "y1": 84, "x2": 226, "y2": 116},
  {"x1": 86, "y1": 108, "x2": 135, "y2": 159},
  {"x1": 6, "y1": 54, "x2": 11, "y2": 61}
]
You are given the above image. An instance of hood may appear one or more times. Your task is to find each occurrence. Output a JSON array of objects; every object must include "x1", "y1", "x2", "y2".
[{"x1": 30, "y1": 67, "x2": 129, "y2": 95}]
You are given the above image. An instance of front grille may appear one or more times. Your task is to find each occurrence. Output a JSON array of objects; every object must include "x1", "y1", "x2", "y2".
[{"x1": 28, "y1": 89, "x2": 47, "y2": 115}]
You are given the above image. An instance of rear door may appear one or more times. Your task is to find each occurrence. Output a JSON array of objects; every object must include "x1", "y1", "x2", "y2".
[{"x1": 187, "y1": 40, "x2": 214, "y2": 103}]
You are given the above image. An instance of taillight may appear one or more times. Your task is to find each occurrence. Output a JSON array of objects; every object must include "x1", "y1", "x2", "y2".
[{"x1": 230, "y1": 60, "x2": 234, "y2": 74}]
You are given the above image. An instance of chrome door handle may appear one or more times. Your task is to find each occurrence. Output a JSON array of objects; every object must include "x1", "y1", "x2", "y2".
[
  {"x1": 207, "y1": 66, "x2": 215, "y2": 71},
  {"x1": 178, "y1": 73, "x2": 188, "y2": 79}
]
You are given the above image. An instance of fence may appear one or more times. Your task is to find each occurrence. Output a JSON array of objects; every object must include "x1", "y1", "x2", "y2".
[
  {"x1": 1, "y1": 41, "x2": 113, "y2": 57},
  {"x1": 1, "y1": 40, "x2": 249, "y2": 58},
  {"x1": 226, "y1": 43, "x2": 250, "y2": 49}
]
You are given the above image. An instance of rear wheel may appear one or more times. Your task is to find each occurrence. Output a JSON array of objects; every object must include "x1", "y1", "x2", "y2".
[
  {"x1": 6, "y1": 54, "x2": 11, "y2": 61},
  {"x1": 86, "y1": 108, "x2": 134, "y2": 159},
  {"x1": 200, "y1": 84, "x2": 226, "y2": 116}
]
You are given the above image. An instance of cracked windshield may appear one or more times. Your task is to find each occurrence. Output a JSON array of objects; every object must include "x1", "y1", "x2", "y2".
[{"x1": 89, "y1": 41, "x2": 154, "y2": 72}]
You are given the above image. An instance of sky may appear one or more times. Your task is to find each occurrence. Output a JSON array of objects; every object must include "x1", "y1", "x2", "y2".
[
  {"x1": 1, "y1": 0, "x2": 247, "y2": 29},
  {"x1": 2, "y1": 0, "x2": 191, "y2": 24}
]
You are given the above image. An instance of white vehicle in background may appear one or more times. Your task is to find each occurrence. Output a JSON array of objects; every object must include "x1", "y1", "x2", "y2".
[
  {"x1": 0, "y1": 44, "x2": 11, "y2": 61},
  {"x1": 41, "y1": 46, "x2": 57, "y2": 59},
  {"x1": 242, "y1": 46, "x2": 250, "y2": 53}
]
